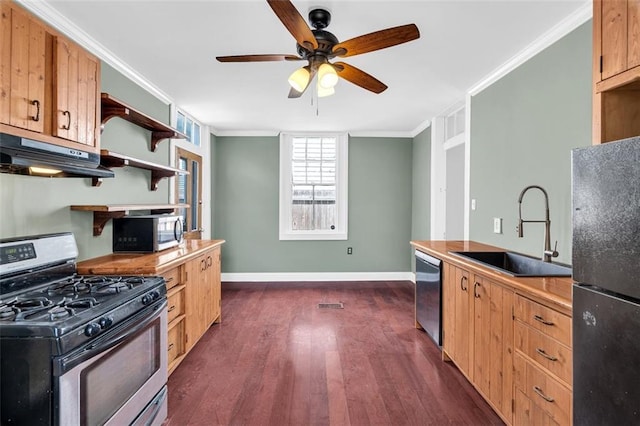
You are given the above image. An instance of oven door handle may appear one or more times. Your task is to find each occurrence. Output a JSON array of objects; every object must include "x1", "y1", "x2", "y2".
[{"x1": 54, "y1": 300, "x2": 167, "y2": 375}]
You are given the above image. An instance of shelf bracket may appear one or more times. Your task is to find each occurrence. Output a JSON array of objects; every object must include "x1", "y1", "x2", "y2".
[
  {"x1": 100, "y1": 106, "x2": 130, "y2": 133},
  {"x1": 151, "y1": 131, "x2": 177, "y2": 152},
  {"x1": 150, "y1": 170, "x2": 175, "y2": 191},
  {"x1": 93, "y1": 211, "x2": 126, "y2": 236},
  {"x1": 92, "y1": 177, "x2": 103, "y2": 187}
]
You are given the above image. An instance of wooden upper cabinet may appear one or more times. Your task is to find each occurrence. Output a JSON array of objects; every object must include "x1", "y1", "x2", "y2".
[
  {"x1": 0, "y1": 1, "x2": 100, "y2": 151},
  {"x1": 53, "y1": 35, "x2": 99, "y2": 147},
  {"x1": 0, "y1": 2, "x2": 46, "y2": 133},
  {"x1": 593, "y1": 0, "x2": 640, "y2": 144},
  {"x1": 598, "y1": 0, "x2": 640, "y2": 81}
]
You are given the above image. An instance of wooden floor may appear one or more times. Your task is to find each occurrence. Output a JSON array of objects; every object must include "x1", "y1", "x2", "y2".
[{"x1": 166, "y1": 281, "x2": 504, "y2": 426}]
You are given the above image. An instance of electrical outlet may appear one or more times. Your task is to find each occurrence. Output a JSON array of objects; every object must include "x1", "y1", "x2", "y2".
[
  {"x1": 347, "y1": 247, "x2": 353, "y2": 255},
  {"x1": 493, "y1": 217, "x2": 502, "y2": 234}
]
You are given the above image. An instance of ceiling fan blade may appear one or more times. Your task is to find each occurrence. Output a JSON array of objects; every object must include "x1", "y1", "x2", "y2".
[
  {"x1": 267, "y1": 0, "x2": 318, "y2": 50},
  {"x1": 288, "y1": 67, "x2": 317, "y2": 98},
  {"x1": 333, "y1": 62, "x2": 387, "y2": 94},
  {"x1": 216, "y1": 54, "x2": 302, "y2": 62},
  {"x1": 332, "y1": 24, "x2": 420, "y2": 58}
]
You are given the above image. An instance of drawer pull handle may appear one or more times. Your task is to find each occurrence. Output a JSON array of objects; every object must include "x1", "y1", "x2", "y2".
[
  {"x1": 473, "y1": 282, "x2": 481, "y2": 298},
  {"x1": 168, "y1": 305, "x2": 176, "y2": 312},
  {"x1": 533, "y1": 386, "x2": 555, "y2": 403},
  {"x1": 167, "y1": 343, "x2": 175, "y2": 351},
  {"x1": 165, "y1": 277, "x2": 174, "y2": 283},
  {"x1": 460, "y1": 276, "x2": 468, "y2": 291},
  {"x1": 536, "y1": 347, "x2": 558, "y2": 361},
  {"x1": 533, "y1": 314, "x2": 554, "y2": 326}
]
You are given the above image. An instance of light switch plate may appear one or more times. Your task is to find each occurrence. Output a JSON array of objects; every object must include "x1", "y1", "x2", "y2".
[
  {"x1": 471, "y1": 199, "x2": 477, "y2": 210},
  {"x1": 493, "y1": 217, "x2": 502, "y2": 234}
]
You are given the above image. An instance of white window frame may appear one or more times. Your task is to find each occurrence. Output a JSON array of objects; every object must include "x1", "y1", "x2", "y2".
[{"x1": 279, "y1": 132, "x2": 348, "y2": 240}]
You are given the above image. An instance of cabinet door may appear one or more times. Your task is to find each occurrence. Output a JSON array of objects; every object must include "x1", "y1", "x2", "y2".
[
  {"x1": 601, "y1": 0, "x2": 630, "y2": 80},
  {"x1": 629, "y1": 0, "x2": 640, "y2": 69},
  {"x1": 185, "y1": 252, "x2": 208, "y2": 350},
  {"x1": 473, "y1": 275, "x2": 514, "y2": 423},
  {"x1": 52, "y1": 35, "x2": 99, "y2": 147},
  {"x1": 441, "y1": 263, "x2": 456, "y2": 358},
  {"x1": 209, "y1": 246, "x2": 221, "y2": 324},
  {"x1": 453, "y1": 265, "x2": 472, "y2": 378},
  {"x1": 0, "y1": 3, "x2": 45, "y2": 133}
]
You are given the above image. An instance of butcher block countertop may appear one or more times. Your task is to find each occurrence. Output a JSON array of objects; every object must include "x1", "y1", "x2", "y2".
[
  {"x1": 411, "y1": 240, "x2": 573, "y2": 315},
  {"x1": 77, "y1": 239, "x2": 225, "y2": 275}
]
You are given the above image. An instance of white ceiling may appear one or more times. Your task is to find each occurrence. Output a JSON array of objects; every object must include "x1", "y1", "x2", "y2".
[{"x1": 33, "y1": 0, "x2": 590, "y2": 136}]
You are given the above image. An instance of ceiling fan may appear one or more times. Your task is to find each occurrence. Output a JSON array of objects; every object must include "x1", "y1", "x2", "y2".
[{"x1": 216, "y1": 0, "x2": 420, "y2": 98}]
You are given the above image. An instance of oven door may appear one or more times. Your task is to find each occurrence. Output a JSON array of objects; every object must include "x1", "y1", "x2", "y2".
[{"x1": 54, "y1": 301, "x2": 167, "y2": 426}]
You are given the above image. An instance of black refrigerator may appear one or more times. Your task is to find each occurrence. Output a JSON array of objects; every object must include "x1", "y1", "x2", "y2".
[{"x1": 572, "y1": 135, "x2": 640, "y2": 425}]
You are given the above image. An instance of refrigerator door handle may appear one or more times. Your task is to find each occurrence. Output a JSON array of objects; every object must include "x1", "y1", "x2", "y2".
[
  {"x1": 533, "y1": 314, "x2": 554, "y2": 326},
  {"x1": 533, "y1": 386, "x2": 555, "y2": 403}
]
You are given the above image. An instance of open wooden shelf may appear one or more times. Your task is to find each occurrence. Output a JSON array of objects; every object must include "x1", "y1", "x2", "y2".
[
  {"x1": 100, "y1": 93, "x2": 187, "y2": 151},
  {"x1": 71, "y1": 203, "x2": 190, "y2": 236},
  {"x1": 94, "y1": 150, "x2": 188, "y2": 190}
]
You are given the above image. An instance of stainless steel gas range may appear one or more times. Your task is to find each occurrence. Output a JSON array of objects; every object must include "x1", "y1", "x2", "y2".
[{"x1": 0, "y1": 233, "x2": 168, "y2": 426}]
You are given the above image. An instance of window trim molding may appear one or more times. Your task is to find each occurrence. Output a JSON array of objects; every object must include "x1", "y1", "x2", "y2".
[{"x1": 279, "y1": 132, "x2": 348, "y2": 241}]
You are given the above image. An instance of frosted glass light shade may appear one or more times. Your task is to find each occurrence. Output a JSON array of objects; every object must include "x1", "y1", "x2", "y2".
[
  {"x1": 318, "y1": 64, "x2": 338, "y2": 89},
  {"x1": 317, "y1": 82, "x2": 335, "y2": 97},
  {"x1": 288, "y1": 67, "x2": 310, "y2": 92}
]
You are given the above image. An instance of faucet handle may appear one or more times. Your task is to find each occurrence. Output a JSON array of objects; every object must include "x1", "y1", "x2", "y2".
[{"x1": 544, "y1": 241, "x2": 560, "y2": 259}]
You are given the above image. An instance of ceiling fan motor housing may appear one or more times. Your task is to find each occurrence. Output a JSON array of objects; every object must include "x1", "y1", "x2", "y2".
[{"x1": 309, "y1": 8, "x2": 331, "y2": 29}]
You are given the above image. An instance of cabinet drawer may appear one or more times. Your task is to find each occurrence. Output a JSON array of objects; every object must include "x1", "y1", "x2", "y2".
[
  {"x1": 515, "y1": 321, "x2": 572, "y2": 385},
  {"x1": 167, "y1": 285, "x2": 185, "y2": 325},
  {"x1": 514, "y1": 352, "x2": 571, "y2": 426},
  {"x1": 514, "y1": 387, "x2": 561, "y2": 426},
  {"x1": 167, "y1": 318, "x2": 186, "y2": 366},
  {"x1": 161, "y1": 267, "x2": 182, "y2": 290},
  {"x1": 514, "y1": 294, "x2": 571, "y2": 347}
]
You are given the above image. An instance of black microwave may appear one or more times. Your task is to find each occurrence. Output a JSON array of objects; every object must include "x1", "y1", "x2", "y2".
[{"x1": 113, "y1": 215, "x2": 184, "y2": 252}]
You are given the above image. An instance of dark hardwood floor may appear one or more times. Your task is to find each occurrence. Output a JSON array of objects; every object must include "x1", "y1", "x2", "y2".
[{"x1": 166, "y1": 281, "x2": 504, "y2": 426}]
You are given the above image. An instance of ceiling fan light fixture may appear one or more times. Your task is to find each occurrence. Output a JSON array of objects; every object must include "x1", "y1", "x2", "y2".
[
  {"x1": 317, "y1": 81, "x2": 335, "y2": 98},
  {"x1": 318, "y1": 63, "x2": 338, "y2": 89},
  {"x1": 288, "y1": 67, "x2": 310, "y2": 92}
]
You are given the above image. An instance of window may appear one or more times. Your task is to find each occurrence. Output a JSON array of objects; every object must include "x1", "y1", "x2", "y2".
[
  {"x1": 279, "y1": 133, "x2": 348, "y2": 240},
  {"x1": 176, "y1": 147, "x2": 203, "y2": 239},
  {"x1": 175, "y1": 110, "x2": 201, "y2": 147}
]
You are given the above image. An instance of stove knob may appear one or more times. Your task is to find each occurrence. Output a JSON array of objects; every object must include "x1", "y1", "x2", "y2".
[
  {"x1": 84, "y1": 323, "x2": 101, "y2": 337},
  {"x1": 99, "y1": 317, "x2": 113, "y2": 329},
  {"x1": 142, "y1": 291, "x2": 161, "y2": 305}
]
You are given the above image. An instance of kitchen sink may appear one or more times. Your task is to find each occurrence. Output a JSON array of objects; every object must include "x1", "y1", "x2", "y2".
[{"x1": 449, "y1": 251, "x2": 572, "y2": 277}]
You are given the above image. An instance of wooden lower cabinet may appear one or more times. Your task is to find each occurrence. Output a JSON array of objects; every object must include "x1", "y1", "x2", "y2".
[
  {"x1": 513, "y1": 294, "x2": 572, "y2": 425},
  {"x1": 442, "y1": 262, "x2": 513, "y2": 424},
  {"x1": 76, "y1": 240, "x2": 224, "y2": 376},
  {"x1": 184, "y1": 246, "x2": 221, "y2": 351}
]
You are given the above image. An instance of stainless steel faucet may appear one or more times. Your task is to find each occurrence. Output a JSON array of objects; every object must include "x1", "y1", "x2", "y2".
[{"x1": 517, "y1": 185, "x2": 559, "y2": 262}]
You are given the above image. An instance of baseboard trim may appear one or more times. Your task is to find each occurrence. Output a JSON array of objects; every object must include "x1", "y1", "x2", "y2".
[{"x1": 222, "y1": 272, "x2": 414, "y2": 282}]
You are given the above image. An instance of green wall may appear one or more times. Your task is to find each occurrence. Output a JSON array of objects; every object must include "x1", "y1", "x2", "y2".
[
  {"x1": 411, "y1": 127, "x2": 431, "y2": 240},
  {"x1": 0, "y1": 62, "x2": 172, "y2": 260},
  {"x1": 213, "y1": 136, "x2": 413, "y2": 273},
  {"x1": 469, "y1": 21, "x2": 592, "y2": 264}
]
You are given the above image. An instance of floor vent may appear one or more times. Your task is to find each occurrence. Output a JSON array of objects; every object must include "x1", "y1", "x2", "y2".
[{"x1": 318, "y1": 302, "x2": 344, "y2": 309}]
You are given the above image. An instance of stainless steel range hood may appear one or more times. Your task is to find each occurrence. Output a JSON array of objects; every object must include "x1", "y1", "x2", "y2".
[{"x1": 0, "y1": 133, "x2": 114, "y2": 178}]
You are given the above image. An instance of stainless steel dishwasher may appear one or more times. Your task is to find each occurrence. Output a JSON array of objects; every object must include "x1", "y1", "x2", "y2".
[{"x1": 415, "y1": 250, "x2": 442, "y2": 346}]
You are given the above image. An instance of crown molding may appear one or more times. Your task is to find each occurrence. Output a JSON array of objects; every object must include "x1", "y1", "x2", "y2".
[
  {"x1": 410, "y1": 119, "x2": 432, "y2": 138},
  {"x1": 468, "y1": 2, "x2": 592, "y2": 96},
  {"x1": 16, "y1": 0, "x2": 173, "y2": 106}
]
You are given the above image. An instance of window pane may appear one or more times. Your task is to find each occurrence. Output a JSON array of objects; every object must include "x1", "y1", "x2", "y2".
[
  {"x1": 193, "y1": 123, "x2": 201, "y2": 147},
  {"x1": 289, "y1": 135, "x2": 338, "y2": 231},
  {"x1": 177, "y1": 112, "x2": 185, "y2": 133},
  {"x1": 185, "y1": 118, "x2": 193, "y2": 142}
]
